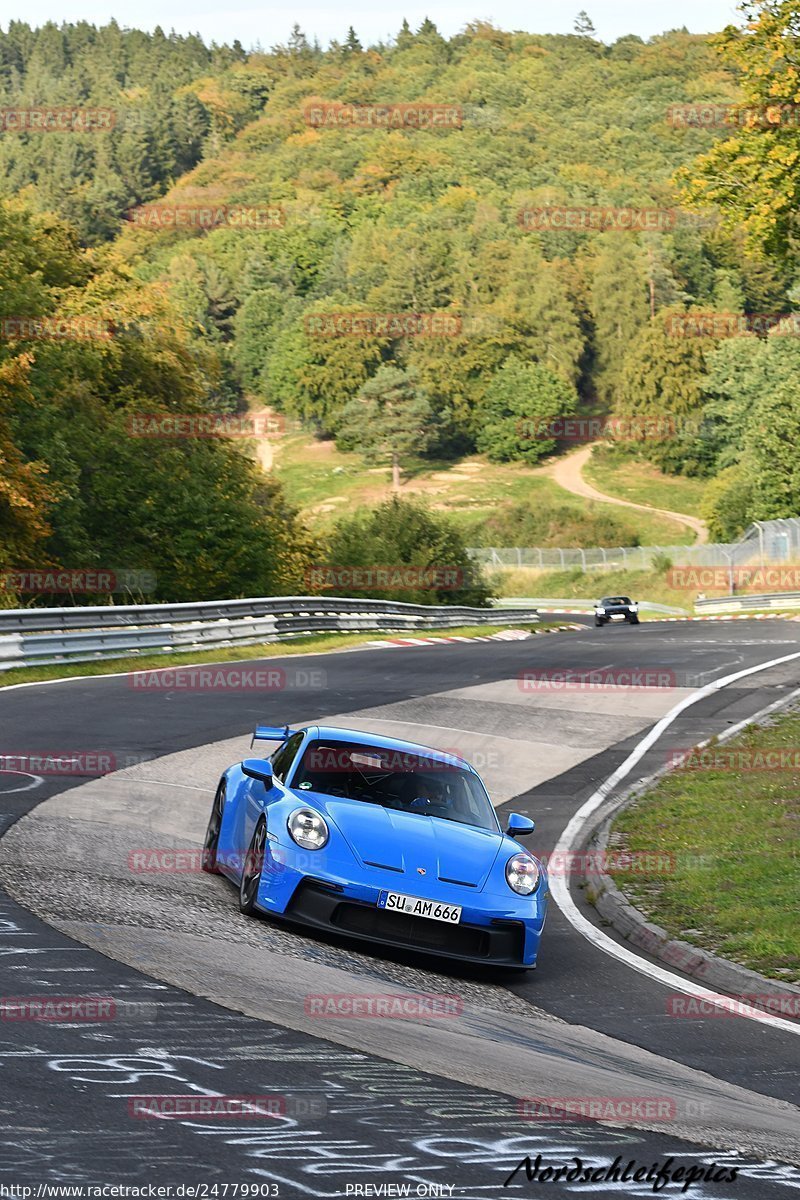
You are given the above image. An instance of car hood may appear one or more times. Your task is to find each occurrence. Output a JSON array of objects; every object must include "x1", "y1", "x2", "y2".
[{"x1": 296, "y1": 792, "x2": 504, "y2": 889}]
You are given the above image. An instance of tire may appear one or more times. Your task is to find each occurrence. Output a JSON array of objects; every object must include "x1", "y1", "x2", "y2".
[
  {"x1": 202, "y1": 781, "x2": 225, "y2": 873},
  {"x1": 239, "y1": 818, "x2": 267, "y2": 916},
  {"x1": 594, "y1": 618, "x2": 605, "y2": 627},
  {"x1": 628, "y1": 616, "x2": 639, "y2": 625}
]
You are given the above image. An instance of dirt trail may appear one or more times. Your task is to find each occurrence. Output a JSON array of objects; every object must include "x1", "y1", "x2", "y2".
[
  {"x1": 542, "y1": 445, "x2": 708, "y2": 544},
  {"x1": 247, "y1": 405, "x2": 284, "y2": 472}
]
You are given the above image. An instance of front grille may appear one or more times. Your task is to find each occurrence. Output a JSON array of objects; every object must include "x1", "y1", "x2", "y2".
[
  {"x1": 286, "y1": 880, "x2": 526, "y2": 963},
  {"x1": 332, "y1": 902, "x2": 491, "y2": 957}
]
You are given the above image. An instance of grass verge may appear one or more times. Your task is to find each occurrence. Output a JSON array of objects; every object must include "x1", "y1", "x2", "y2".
[
  {"x1": 488, "y1": 566, "x2": 692, "y2": 611},
  {"x1": 583, "y1": 447, "x2": 708, "y2": 519},
  {"x1": 0, "y1": 622, "x2": 573, "y2": 689},
  {"x1": 274, "y1": 433, "x2": 694, "y2": 545},
  {"x1": 607, "y1": 710, "x2": 800, "y2": 982}
]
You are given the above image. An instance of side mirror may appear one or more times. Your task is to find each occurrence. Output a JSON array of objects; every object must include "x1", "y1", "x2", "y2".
[
  {"x1": 241, "y1": 758, "x2": 274, "y2": 786},
  {"x1": 505, "y1": 812, "x2": 535, "y2": 837}
]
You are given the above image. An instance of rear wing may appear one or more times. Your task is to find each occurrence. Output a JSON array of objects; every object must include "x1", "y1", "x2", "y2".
[{"x1": 250, "y1": 724, "x2": 292, "y2": 749}]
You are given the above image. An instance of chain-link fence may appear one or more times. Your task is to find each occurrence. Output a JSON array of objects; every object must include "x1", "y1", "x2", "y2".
[{"x1": 468, "y1": 519, "x2": 800, "y2": 573}]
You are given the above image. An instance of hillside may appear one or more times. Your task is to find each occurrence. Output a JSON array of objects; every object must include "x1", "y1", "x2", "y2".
[{"x1": 2, "y1": 11, "x2": 800, "y2": 602}]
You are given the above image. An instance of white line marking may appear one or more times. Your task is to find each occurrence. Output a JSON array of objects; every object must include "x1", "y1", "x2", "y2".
[
  {"x1": 0, "y1": 770, "x2": 44, "y2": 794},
  {"x1": 550, "y1": 648, "x2": 800, "y2": 1037}
]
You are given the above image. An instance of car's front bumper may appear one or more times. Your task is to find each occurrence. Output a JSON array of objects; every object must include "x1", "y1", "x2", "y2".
[
  {"x1": 283, "y1": 878, "x2": 539, "y2": 966},
  {"x1": 254, "y1": 844, "x2": 546, "y2": 967}
]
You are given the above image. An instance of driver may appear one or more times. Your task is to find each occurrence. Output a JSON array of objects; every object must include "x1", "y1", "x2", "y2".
[{"x1": 408, "y1": 774, "x2": 451, "y2": 813}]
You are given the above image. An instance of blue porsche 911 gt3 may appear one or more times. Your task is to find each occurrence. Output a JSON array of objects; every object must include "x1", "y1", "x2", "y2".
[{"x1": 202, "y1": 724, "x2": 548, "y2": 969}]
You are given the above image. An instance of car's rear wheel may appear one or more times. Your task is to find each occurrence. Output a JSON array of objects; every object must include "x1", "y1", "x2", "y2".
[
  {"x1": 239, "y1": 818, "x2": 267, "y2": 915},
  {"x1": 202, "y1": 781, "x2": 225, "y2": 873}
]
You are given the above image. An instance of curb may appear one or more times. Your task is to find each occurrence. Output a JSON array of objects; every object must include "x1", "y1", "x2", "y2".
[
  {"x1": 370, "y1": 623, "x2": 585, "y2": 648},
  {"x1": 580, "y1": 714, "x2": 800, "y2": 1013}
]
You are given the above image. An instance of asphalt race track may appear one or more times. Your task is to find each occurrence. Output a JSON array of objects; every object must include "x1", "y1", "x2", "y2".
[{"x1": 1, "y1": 620, "x2": 799, "y2": 1197}]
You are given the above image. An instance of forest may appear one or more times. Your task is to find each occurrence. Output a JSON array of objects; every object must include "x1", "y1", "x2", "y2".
[{"x1": 1, "y1": 3, "x2": 799, "y2": 602}]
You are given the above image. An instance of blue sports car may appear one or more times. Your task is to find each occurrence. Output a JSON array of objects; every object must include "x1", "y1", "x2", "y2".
[{"x1": 202, "y1": 725, "x2": 548, "y2": 969}]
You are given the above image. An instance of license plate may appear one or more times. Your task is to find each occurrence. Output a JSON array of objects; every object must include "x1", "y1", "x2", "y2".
[
  {"x1": 378, "y1": 891, "x2": 462, "y2": 924},
  {"x1": 610, "y1": 613, "x2": 626, "y2": 620}
]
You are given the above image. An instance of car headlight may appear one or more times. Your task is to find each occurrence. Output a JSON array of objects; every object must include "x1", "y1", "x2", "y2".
[
  {"x1": 596, "y1": 606, "x2": 605, "y2": 613},
  {"x1": 506, "y1": 852, "x2": 540, "y2": 896},
  {"x1": 629, "y1": 604, "x2": 638, "y2": 611},
  {"x1": 288, "y1": 808, "x2": 329, "y2": 850}
]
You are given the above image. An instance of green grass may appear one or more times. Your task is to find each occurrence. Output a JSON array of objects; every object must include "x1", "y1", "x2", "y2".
[
  {"x1": 608, "y1": 711, "x2": 800, "y2": 981},
  {"x1": 583, "y1": 447, "x2": 708, "y2": 520},
  {"x1": 0, "y1": 621, "x2": 574, "y2": 689},
  {"x1": 488, "y1": 566, "x2": 692, "y2": 611},
  {"x1": 274, "y1": 432, "x2": 695, "y2": 545}
]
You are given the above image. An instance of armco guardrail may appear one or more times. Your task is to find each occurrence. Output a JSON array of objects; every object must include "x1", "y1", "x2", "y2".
[
  {"x1": 0, "y1": 596, "x2": 543, "y2": 671},
  {"x1": 695, "y1": 591, "x2": 800, "y2": 614}
]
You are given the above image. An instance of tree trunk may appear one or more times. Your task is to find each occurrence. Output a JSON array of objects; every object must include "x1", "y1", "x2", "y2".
[{"x1": 391, "y1": 451, "x2": 401, "y2": 491}]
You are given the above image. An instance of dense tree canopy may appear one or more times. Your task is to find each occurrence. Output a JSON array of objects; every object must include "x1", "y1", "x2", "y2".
[
  {"x1": 0, "y1": 201, "x2": 313, "y2": 602},
  {"x1": 2, "y1": 10, "x2": 799, "y2": 600}
]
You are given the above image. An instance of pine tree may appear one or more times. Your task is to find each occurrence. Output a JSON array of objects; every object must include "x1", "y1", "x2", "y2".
[
  {"x1": 396, "y1": 19, "x2": 414, "y2": 49},
  {"x1": 336, "y1": 366, "x2": 437, "y2": 490},
  {"x1": 590, "y1": 234, "x2": 649, "y2": 406},
  {"x1": 202, "y1": 261, "x2": 238, "y2": 343},
  {"x1": 573, "y1": 11, "x2": 596, "y2": 36}
]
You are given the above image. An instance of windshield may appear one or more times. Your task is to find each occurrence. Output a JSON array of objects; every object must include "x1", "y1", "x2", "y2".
[
  {"x1": 289, "y1": 739, "x2": 499, "y2": 832},
  {"x1": 601, "y1": 596, "x2": 632, "y2": 606}
]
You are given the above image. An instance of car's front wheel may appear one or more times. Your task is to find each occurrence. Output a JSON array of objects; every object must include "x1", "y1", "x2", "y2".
[
  {"x1": 628, "y1": 615, "x2": 639, "y2": 625},
  {"x1": 594, "y1": 618, "x2": 605, "y2": 627},
  {"x1": 239, "y1": 818, "x2": 267, "y2": 915},
  {"x1": 202, "y1": 781, "x2": 225, "y2": 873}
]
